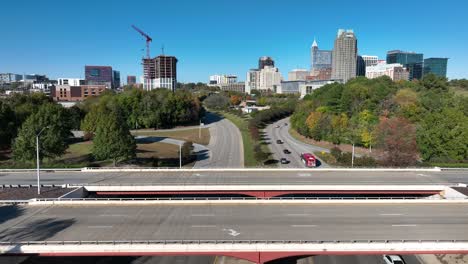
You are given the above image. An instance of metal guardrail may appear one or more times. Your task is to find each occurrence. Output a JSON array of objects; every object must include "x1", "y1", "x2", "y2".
[
  {"x1": 1, "y1": 184, "x2": 63, "y2": 188},
  {"x1": 1, "y1": 239, "x2": 467, "y2": 246},
  {"x1": 30, "y1": 196, "x2": 459, "y2": 202}
]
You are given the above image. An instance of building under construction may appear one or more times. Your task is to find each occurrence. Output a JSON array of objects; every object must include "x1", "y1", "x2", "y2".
[{"x1": 143, "y1": 55, "x2": 178, "y2": 92}]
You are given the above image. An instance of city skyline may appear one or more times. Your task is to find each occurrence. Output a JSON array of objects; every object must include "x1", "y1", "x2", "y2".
[{"x1": 0, "y1": 0, "x2": 466, "y2": 82}]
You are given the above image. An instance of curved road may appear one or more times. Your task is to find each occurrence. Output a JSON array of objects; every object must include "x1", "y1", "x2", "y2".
[
  {"x1": 265, "y1": 117, "x2": 329, "y2": 168},
  {"x1": 194, "y1": 112, "x2": 244, "y2": 168}
]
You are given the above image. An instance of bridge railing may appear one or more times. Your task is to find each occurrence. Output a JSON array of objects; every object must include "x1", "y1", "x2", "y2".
[
  {"x1": 1, "y1": 239, "x2": 468, "y2": 246},
  {"x1": 30, "y1": 196, "x2": 464, "y2": 202}
]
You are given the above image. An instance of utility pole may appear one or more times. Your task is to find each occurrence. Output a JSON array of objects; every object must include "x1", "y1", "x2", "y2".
[
  {"x1": 36, "y1": 126, "x2": 49, "y2": 195},
  {"x1": 351, "y1": 143, "x2": 355, "y2": 168}
]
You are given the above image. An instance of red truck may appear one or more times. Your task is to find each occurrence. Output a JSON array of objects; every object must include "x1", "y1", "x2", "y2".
[{"x1": 300, "y1": 153, "x2": 317, "y2": 167}]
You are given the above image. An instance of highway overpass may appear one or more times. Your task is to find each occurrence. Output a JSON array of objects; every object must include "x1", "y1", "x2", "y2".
[
  {"x1": 1, "y1": 203, "x2": 468, "y2": 263},
  {"x1": 0, "y1": 168, "x2": 467, "y2": 186}
]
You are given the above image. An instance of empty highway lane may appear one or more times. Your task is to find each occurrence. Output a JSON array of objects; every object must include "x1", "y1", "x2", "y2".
[{"x1": 1, "y1": 204, "x2": 467, "y2": 242}]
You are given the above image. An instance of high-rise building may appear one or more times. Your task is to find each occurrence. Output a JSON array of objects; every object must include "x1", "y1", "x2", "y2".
[
  {"x1": 259, "y1": 56, "x2": 274, "y2": 69},
  {"x1": 331, "y1": 29, "x2": 357, "y2": 83},
  {"x1": 246, "y1": 69, "x2": 260, "y2": 94},
  {"x1": 143, "y1": 55, "x2": 177, "y2": 91},
  {"x1": 112, "y1": 70, "x2": 121, "y2": 89},
  {"x1": 85, "y1": 66, "x2": 113, "y2": 88},
  {"x1": 361, "y1": 55, "x2": 379, "y2": 67},
  {"x1": 311, "y1": 39, "x2": 332, "y2": 70},
  {"x1": 356, "y1": 56, "x2": 366, "y2": 77},
  {"x1": 288, "y1": 69, "x2": 309, "y2": 81},
  {"x1": 386, "y1": 50, "x2": 423, "y2": 80},
  {"x1": 259, "y1": 66, "x2": 282, "y2": 92},
  {"x1": 366, "y1": 62, "x2": 409, "y2": 81},
  {"x1": 423, "y1": 58, "x2": 448, "y2": 78},
  {"x1": 127, "y1": 75, "x2": 137, "y2": 85},
  {"x1": 0, "y1": 73, "x2": 22, "y2": 84}
]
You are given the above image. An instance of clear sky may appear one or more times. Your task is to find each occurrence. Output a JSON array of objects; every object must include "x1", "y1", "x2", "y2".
[{"x1": 1, "y1": 0, "x2": 467, "y2": 83}]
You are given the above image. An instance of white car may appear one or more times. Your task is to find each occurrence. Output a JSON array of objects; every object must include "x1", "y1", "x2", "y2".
[{"x1": 383, "y1": 255, "x2": 405, "y2": 264}]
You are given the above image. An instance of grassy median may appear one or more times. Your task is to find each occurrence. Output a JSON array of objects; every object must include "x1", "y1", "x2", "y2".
[{"x1": 132, "y1": 128, "x2": 210, "y2": 145}]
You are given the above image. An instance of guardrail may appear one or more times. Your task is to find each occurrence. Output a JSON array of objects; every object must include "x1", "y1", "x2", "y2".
[
  {"x1": 81, "y1": 167, "x2": 443, "y2": 172},
  {"x1": 1, "y1": 184, "x2": 64, "y2": 188},
  {"x1": 1, "y1": 239, "x2": 467, "y2": 246},
  {"x1": 31, "y1": 196, "x2": 457, "y2": 202}
]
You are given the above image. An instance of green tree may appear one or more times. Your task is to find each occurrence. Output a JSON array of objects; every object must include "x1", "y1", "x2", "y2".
[
  {"x1": 417, "y1": 108, "x2": 468, "y2": 162},
  {"x1": 204, "y1": 94, "x2": 229, "y2": 109},
  {"x1": 0, "y1": 101, "x2": 17, "y2": 149},
  {"x1": 181, "y1": 141, "x2": 194, "y2": 163},
  {"x1": 13, "y1": 103, "x2": 72, "y2": 162},
  {"x1": 92, "y1": 109, "x2": 136, "y2": 166}
]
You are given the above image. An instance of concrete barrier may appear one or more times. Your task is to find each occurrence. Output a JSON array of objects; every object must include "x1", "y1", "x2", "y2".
[{"x1": 81, "y1": 167, "x2": 442, "y2": 172}]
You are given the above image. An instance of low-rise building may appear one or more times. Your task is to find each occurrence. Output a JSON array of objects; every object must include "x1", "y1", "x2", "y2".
[
  {"x1": 218, "y1": 82, "x2": 245, "y2": 93},
  {"x1": 278, "y1": 81, "x2": 304, "y2": 94},
  {"x1": 288, "y1": 69, "x2": 309, "y2": 81},
  {"x1": 51, "y1": 85, "x2": 107, "y2": 101},
  {"x1": 299, "y1": 79, "x2": 342, "y2": 98},
  {"x1": 57, "y1": 78, "x2": 84, "y2": 86},
  {"x1": 366, "y1": 62, "x2": 409, "y2": 81}
]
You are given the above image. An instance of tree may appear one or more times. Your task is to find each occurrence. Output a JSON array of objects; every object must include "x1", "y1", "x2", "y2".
[
  {"x1": 374, "y1": 117, "x2": 418, "y2": 166},
  {"x1": 13, "y1": 103, "x2": 72, "y2": 162},
  {"x1": 204, "y1": 94, "x2": 229, "y2": 109},
  {"x1": 181, "y1": 141, "x2": 194, "y2": 163},
  {"x1": 329, "y1": 113, "x2": 349, "y2": 144},
  {"x1": 230, "y1": 95, "x2": 242, "y2": 106},
  {"x1": 417, "y1": 108, "x2": 468, "y2": 162},
  {"x1": 92, "y1": 109, "x2": 136, "y2": 166},
  {"x1": 0, "y1": 101, "x2": 16, "y2": 149},
  {"x1": 420, "y1": 73, "x2": 449, "y2": 92}
]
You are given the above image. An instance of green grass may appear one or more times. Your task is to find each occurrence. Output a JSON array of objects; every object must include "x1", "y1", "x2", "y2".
[
  {"x1": 220, "y1": 112, "x2": 258, "y2": 167},
  {"x1": 132, "y1": 128, "x2": 210, "y2": 145}
]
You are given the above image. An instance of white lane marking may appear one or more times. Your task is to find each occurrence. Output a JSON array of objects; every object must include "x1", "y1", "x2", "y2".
[
  {"x1": 291, "y1": 225, "x2": 317, "y2": 227},
  {"x1": 191, "y1": 214, "x2": 215, "y2": 217},
  {"x1": 287, "y1": 214, "x2": 312, "y2": 216},
  {"x1": 191, "y1": 225, "x2": 216, "y2": 228},
  {"x1": 297, "y1": 173, "x2": 312, "y2": 177},
  {"x1": 223, "y1": 228, "x2": 240, "y2": 237},
  {"x1": 88, "y1": 226, "x2": 113, "y2": 228},
  {"x1": 99, "y1": 214, "x2": 127, "y2": 217},
  {"x1": 10, "y1": 226, "x2": 27, "y2": 229},
  {"x1": 379, "y1": 213, "x2": 403, "y2": 216},
  {"x1": 417, "y1": 174, "x2": 428, "y2": 177},
  {"x1": 391, "y1": 224, "x2": 417, "y2": 227}
]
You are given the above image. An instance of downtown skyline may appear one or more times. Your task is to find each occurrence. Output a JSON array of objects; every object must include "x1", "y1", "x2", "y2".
[{"x1": 1, "y1": 0, "x2": 466, "y2": 82}]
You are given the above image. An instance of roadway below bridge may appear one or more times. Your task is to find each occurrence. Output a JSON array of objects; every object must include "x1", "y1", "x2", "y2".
[
  {"x1": 0, "y1": 169, "x2": 466, "y2": 186},
  {"x1": 264, "y1": 118, "x2": 329, "y2": 168}
]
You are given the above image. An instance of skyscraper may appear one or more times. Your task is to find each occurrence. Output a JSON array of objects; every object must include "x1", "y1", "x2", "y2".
[
  {"x1": 423, "y1": 58, "x2": 448, "y2": 78},
  {"x1": 112, "y1": 70, "x2": 121, "y2": 89},
  {"x1": 311, "y1": 39, "x2": 332, "y2": 70},
  {"x1": 331, "y1": 29, "x2": 357, "y2": 83},
  {"x1": 259, "y1": 56, "x2": 274, "y2": 70},
  {"x1": 361, "y1": 55, "x2": 379, "y2": 67},
  {"x1": 386, "y1": 50, "x2": 423, "y2": 80},
  {"x1": 143, "y1": 55, "x2": 178, "y2": 91},
  {"x1": 85, "y1": 66, "x2": 113, "y2": 89},
  {"x1": 356, "y1": 55, "x2": 366, "y2": 77}
]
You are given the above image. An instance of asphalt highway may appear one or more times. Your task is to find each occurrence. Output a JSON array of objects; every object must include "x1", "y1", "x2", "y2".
[
  {"x1": 193, "y1": 112, "x2": 243, "y2": 168},
  {"x1": 0, "y1": 170, "x2": 466, "y2": 186},
  {"x1": 1, "y1": 204, "x2": 466, "y2": 242},
  {"x1": 265, "y1": 118, "x2": 329, "y2": 168}
]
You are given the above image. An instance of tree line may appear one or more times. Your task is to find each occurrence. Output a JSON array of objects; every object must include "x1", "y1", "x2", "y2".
[
  {"x1": 0, "y1": 89, "x2": 203, "y2": 165},
  {"x1": 291, "y1": 74, "x2": 468, "y2": 166}
]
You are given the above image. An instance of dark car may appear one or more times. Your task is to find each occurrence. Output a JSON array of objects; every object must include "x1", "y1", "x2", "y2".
[
  {"x1": 283, "y1": 149, "x2": 291, "y2": 154},
  {"x1": 276, "y1": 139, "x2": 283, "y2": 144},
  {"x1": 280, "y1": 158, "x2": 290, "y2": 164}
]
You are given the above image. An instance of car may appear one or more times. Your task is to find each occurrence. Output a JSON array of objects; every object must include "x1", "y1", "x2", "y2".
[
  {"x1": 280, "y1": 158, "x2": 290, "y2": 164},
  {"x1": 275, "y1": 125, "x2": 280, "y2": 128},
  {"x1": 283, "y1": 149, "x2": 291, "y2": 154},
  {"x1": 284, "y1": 123, "x2": 288, "y2": 126},
  {"x1": 383, "y1": 255, "x2": 406, "y2": 264},
  {"x1": 276, "y1": 139, "x2": 283, "y2": 144}
]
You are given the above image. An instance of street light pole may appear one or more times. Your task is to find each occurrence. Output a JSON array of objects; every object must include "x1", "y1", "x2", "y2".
[
  {"x1": 179, "y1": 143, "x2": 182, "y2": 169},
  {"x1": 36, "y1": 126, "x2": 49, "y2": 195},
  {"x1": 351, "y1": 143, "x2": 355, "y2": 168}
]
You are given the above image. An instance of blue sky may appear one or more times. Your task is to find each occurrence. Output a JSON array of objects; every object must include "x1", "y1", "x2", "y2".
[{"x1": 1, "y1": 0, "x2": 467, "y2": 83}]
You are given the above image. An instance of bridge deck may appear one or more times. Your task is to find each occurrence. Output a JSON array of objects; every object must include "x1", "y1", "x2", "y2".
[{"x1": 0, "y1": 203, "x2": 467, "y2": 242}]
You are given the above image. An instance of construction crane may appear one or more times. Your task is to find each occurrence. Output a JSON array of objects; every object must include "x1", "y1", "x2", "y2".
[{"x1": 132, "y1": 25, "x2": 152, "y2": 59}]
